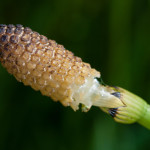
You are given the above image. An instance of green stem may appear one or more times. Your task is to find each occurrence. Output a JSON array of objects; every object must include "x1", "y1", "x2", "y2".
[
  {"x1": 138, "y1": 105, "x2": 150, "y2": 130},
  {"x1": 101, "y1": 87, "x2": 150, "y2": 130}
]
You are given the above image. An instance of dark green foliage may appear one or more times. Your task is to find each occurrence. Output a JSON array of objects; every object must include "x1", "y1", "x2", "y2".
[{"x1": 0, "y1": 0, "x2": 150, "y2": 150}]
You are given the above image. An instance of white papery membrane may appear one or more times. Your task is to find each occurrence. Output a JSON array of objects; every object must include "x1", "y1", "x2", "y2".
[{"x1": 71, "y1": 77, "x2": 124, "y2": 111}]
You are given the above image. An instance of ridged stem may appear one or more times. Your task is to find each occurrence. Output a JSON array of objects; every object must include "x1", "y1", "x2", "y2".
[
  {"x1": 138, "y1": 105, "x2": 150, "y2": 130},
  {"x1": 101, "y1": 87, "x2": 150, "y2": 130}
]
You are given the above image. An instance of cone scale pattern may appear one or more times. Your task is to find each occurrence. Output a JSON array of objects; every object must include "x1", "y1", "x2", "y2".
[{"x1": 0, "y1": 24, "x2": 100, "y2": 110}]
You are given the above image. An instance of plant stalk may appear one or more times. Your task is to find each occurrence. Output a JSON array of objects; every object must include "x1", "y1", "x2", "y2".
[
  {"x1": 101, "y1": 87, "x2": 150, "y2": 130},
  {"x1": 138, "y1": 105, "x2": 150, "y2": 129}
]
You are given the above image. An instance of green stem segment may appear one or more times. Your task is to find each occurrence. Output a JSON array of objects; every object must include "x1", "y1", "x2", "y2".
[
  {"x1": 138, "y1": 105, "x2": 150, "y2": 130},
  {"x1": 101, "y1": 87, "x2": 150, "y2": 130}
]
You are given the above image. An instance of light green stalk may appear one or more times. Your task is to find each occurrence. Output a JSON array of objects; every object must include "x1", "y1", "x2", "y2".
[
  {"x1": 138, "y1": 105, "x2": 150, "y2": 129},
  {"x1": 101, "y1": 87, "x2": 150, "y2": 130}
]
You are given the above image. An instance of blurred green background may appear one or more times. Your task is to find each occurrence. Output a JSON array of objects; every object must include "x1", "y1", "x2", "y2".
[{"x1": 0, "y1": 0, "x2": 150, "y2": 150}]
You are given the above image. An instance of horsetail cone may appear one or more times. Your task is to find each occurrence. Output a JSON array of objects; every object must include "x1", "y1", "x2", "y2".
[
  {"x1": 0, "y1": 24, "x2": 123, "y2": 111},
  {"x1": 0, "y1": 24, "x2": 150, "y2": 129}
]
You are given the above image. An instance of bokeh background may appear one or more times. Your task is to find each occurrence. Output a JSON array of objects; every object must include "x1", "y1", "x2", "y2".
[{"x1": 0, "y1": 0, "x2": 150, "y2": 150}]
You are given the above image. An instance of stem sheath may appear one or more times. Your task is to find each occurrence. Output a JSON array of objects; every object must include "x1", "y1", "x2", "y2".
[{"x1": 101, "y1": 87, "x2": 150, "y2": 130}]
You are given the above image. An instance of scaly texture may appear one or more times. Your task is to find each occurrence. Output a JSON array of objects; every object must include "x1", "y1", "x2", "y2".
[{"x1": 0, "y1": 24, "x2": 100, "y2": 109}]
